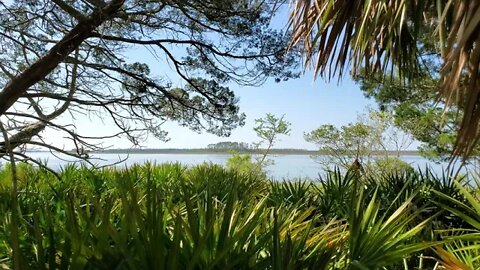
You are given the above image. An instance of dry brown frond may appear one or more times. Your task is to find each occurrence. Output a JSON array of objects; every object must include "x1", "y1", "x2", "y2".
[
  {"x1": 438, "y1": 0, "x2": 480, "y2": 158},
  {"x1": 434, "y1": 246, "x2": 472, "y2": 270}
]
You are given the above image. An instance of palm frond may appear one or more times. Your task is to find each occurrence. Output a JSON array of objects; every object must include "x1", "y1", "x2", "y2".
[
  {"x1": 289, "y1": 0, "x2": 480, "y2": 158},
  {"x1": 438, "y1": 0, "x2": 480, "y2": 157},
  {"x1": 289, "y1": 0, "x2": 421, "y2": 80}
]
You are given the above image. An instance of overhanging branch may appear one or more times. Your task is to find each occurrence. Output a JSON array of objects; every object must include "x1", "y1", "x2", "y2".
[{"x1": 0, "y1": 0, "x2": 125, "y2": 116}]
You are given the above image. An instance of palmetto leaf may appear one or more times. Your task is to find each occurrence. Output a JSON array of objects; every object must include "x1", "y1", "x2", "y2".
[
  {"x1": 433, "y1": 180, "x2": 480, "y2": 269},
  {"x1": 347, "y1": 186, "x2": 437, "y2": 268}
]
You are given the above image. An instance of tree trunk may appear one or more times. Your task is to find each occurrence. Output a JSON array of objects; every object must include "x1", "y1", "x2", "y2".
[{"x1": 0, "y1": 0, "x2": 125, "y2": 116}]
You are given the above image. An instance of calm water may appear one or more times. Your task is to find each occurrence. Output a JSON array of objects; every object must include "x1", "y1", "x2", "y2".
[{"x1": 18, "y1": 152, "x2": 460, "y2": 180}]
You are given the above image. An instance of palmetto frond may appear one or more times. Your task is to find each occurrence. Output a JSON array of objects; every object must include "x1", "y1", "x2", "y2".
[{"x1": 289, "y1": 0, "x2": 480, "y2": 158}]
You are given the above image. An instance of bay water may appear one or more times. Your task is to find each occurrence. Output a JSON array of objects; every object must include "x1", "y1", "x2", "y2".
[{"x1": 18, "y1": 152, "x2": 462, "y2": 180}]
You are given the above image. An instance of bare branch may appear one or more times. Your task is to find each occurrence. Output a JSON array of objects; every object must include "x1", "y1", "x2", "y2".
[{"x1": 50, "y1": 0, "x2": 88, "y2": 21}]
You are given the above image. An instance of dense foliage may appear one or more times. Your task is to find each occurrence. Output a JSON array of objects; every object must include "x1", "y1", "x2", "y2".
[{"x1": 1, "y1": 162, "x2": 479, "y2": 269}]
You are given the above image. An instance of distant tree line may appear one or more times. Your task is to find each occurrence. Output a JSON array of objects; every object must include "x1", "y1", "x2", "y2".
[{"x1": 207, "y1": 142, "x2": 251, "y2": 151}]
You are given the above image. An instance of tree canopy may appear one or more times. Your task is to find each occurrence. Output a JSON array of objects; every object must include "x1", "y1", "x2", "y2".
[
  {"x1": 352, "y1": 14, "x2": 476, "y2": 162},
  {"x1": 305, "y1": 109, "x2": 413, "y2": 169},
  {"x1": 289, "y1": 0, "x2": 480, "y2": 158},
  {"x1": 0, "y1": 0, "x2": 300, "y2": 165}
]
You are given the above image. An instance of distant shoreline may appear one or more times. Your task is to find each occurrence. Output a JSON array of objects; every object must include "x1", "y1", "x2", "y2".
[
  {"x1": 84, "y1": 149, "x2": 421, "y2": 156},
  {"x1": 26, "y1": 148, "x2": 421, "y2": 156}
]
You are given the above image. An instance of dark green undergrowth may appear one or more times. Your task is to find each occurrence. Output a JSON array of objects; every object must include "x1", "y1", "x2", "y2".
[{"x1": 0, "y1": 162, "x2": 479, "y2": 269}]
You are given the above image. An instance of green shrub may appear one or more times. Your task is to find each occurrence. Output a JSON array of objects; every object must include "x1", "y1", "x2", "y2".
[
  {"x1": 225, "y1": 153, "x2": 267, "y2": 178},
  {"x1": 369, "y1": 157, "x2": 415, "y2": 176},
  {"x1": 0, "y1": 163, "x2": 475, "y2": 269}
]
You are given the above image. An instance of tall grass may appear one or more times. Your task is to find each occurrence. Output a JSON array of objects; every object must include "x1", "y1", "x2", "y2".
[{"x1": 0, "y1": 162, "x2": 477, "y2": 269}]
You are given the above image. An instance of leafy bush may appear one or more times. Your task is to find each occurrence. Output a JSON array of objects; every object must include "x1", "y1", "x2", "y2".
[
  {"x1": 370, "y1": 157, "x2": 415, "y2": 176},
  {"x1": 226, "y1": 153, "x2": 267, "y2": 179}
]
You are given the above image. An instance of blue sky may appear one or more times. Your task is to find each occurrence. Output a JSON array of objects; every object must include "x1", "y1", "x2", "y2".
[
  {"x1": 41, "y1": 5, "x2": 378, "y2": 151},
  {"x1": 139, "y1": 74, "x2": 376, "y2": 150},
  {"x1": 50, "y1": 67, "x2": 376, "y2": 150},
  {"x1": 105, "y1": 7, "x2": 377, "y2": 150}
]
